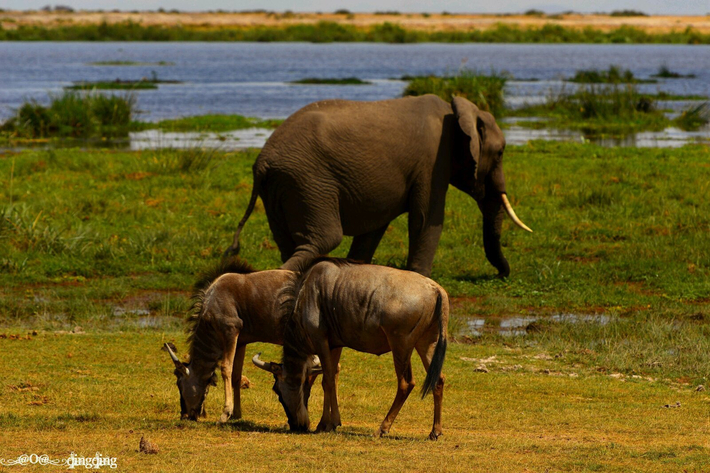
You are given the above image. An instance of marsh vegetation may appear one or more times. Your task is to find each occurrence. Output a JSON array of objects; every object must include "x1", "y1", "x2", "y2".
[
  {"x1": 567, "y1": 65, "x2": 656, "y2": 84},
  {"x1": 0, "y1": 91, "x2": 135, "y2": 139},
  {"x1": 290, "y1": 77, "x2": 372, "y2": 85},
  {"x1": 402, "y1": 71, "x2": 507, "y2": 116},
  {"x1": 2, "y1": 20, "x2": 710, "y2": 44}
]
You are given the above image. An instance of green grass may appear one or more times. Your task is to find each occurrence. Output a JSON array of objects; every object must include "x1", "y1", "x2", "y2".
[
  {"x1": 1, "y1": 142, "x2": 708, "y2": 330},
  {"x1": 403, "y1": 70, "x2": 507, "y2": 116},
  {"x1": 0, "y1": 91, "x2": 135, "y2": 139},
  {"x1": 290, "y1": 77, "x2": 372, "y2": 85},
  {"x1": 1, "y1": 20, "x2": 710, "y2": 44},
  {"x1": 568, "y1": 66, "x2": 656, "y2": 84},
  {"x1": 87, "y1": 60, "x2": 175, "y2": 66},
  {"x1": 0, "y1": 331, "x2": 708, "y2": 471}
]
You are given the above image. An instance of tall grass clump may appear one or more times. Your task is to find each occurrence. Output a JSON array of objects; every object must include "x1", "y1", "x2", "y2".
[
  {"x1": 517, "y1": 84, "x2": 668, "y2": 133},
  {"x1": 651, "y1": 64, "x2": 695, "y2": 79},
  {"x1": 0, "y1": 91, "x2": 135, "y2": 139},
  {"x1": 568, "y1": 65, "x2": 654, "y2": 84},
  {"x1": 674, "y1": 103, "x2": 710, "y2": 131},
  {"x1": 403, "y1": 70, "x2": 507, "y2": 116}
]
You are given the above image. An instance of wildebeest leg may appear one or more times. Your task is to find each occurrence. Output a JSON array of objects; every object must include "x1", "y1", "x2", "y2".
[
  {"x1": 315, "y1": 343, "x2": 340, "y2": 433},
  {"x1": 231, "y1": 344, "x2": 247, "y2": 420},
  {"x1": 347, "y1": 225, "x2": 388, "y2": 263},
  {"x1": 416, "y1": 338, "x2": 445, "y2": 440},
  {"x1": 375, "y1": 344, "x2": 415, "y2": 438},
  {"x1": 218, "y1": 333, "x2": 239, "y2": 424},
  {"x1": 330, "y1": 347, "x2": 343, "y2": 428}
]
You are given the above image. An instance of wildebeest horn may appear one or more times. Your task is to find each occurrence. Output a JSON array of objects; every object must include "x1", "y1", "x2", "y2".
[
  {"x1": 252, "y1": 353, "x2": 279, "y2": 373},
  {"x1": 164, "y1": 343, "x2": 189, "y2": 376},
  {"x1": 501, "y1": 194, "x2": 533, "y2": 233},
  {"x1": 307, "y1": 355, "x2": 323, "y2": 375}
]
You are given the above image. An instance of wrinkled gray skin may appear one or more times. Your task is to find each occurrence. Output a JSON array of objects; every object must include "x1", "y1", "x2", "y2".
[
  {"x1": 227, "y1": 95, "x2": 524, "y2": 277},
  {"x1": 256, "y1": 260, "x2": 449, "y2": 440},
  {"x1": 169, "y1": 269, "x2": 319, "y2": 423}
]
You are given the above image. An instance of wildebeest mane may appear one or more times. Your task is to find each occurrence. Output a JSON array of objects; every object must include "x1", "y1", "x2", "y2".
[
  {"x1": 279, "y1": 257, "x2": 359, "y2": 363},
  {"x1": 186, "y1": 256, "x2": 256, "y2": 362},
  {"x1": 192, "y1": 256, "x2": 256, "y2": 294}
]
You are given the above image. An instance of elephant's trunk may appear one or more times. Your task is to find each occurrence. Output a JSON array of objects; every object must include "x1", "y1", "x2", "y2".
[{"x1": 481, "y1": 202, "x2": 510, "y2": 278}]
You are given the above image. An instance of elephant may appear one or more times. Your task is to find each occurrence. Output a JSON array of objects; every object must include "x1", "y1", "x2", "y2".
[{"x1": 226, "y1": 94, "x2": 531, "y2": 278}]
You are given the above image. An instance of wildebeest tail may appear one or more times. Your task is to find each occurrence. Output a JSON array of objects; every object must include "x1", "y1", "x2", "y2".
[
  {"x1": 421, "y1": 293, "x2": 447, "y2": 399},
  {"x1": 223, "y1": 171, "x2": 262, "y2": 257}
]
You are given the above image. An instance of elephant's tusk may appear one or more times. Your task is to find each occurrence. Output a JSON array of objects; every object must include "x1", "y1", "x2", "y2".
[{"x1": 501, "y1": 194, "x2": 533, "y2": 233}]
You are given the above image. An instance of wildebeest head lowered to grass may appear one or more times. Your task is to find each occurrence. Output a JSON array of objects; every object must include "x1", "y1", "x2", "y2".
[
  {"x1": 254, "y1": 258, "x2": 449, "y2": 440},
  {"x1": 164, "y1": 257, "x2": 323, "y2": 423}
]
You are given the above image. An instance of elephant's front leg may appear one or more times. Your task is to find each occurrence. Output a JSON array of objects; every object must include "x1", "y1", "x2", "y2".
[
  {"x1": 231, "y1": 344, "x2": 246, "y2": 420},
  {"x1": 406, "y1": 192, "x2": 446, "y2": 277}
]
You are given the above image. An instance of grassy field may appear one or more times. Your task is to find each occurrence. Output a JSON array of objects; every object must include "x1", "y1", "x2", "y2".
[
  {"x1": 1, "y1": 332, "x2": 708, "y2": 472},
  {"x1": 1, "y1": 143, "x2": 709, "y2": 321},
  {"x1": 1, "y1": 142, "x2": 709, "y2": 470}
]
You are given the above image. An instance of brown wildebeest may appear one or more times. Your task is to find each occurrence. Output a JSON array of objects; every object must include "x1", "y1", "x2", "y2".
[
  {"x1": 254, "y1": 258, "x2": 449, "y2": 440},
  {"x1": 164, "y1": 258, "x2": 322, "y2": 423}
]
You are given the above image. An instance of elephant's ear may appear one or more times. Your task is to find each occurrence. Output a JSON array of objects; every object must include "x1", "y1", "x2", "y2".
[{"x1": 452, "y1": 96, "x2": 484, "y2": 180}]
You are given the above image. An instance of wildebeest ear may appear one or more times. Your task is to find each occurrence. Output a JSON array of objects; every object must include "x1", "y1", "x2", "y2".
[{"x1": 452, "y1": 96, "x2": 481, "y2": 181}]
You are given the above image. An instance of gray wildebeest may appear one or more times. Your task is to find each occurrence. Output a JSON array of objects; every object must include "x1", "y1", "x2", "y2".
[
  {"x1": 225, "y1": 95, "x2": 531, "y2": 278},
  {"x1": 164, "y1": 258, "x2": 322, "y2": 423},
  {"x1": 253, "y1": 258, "x2": 449, "y2": 440}
]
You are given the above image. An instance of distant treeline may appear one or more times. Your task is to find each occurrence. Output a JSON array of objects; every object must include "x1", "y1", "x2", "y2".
[{"x1": 1, "y1": 21, "x2": 709, "y2": 44}]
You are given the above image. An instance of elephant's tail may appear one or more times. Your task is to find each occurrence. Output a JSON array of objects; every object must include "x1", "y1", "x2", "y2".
[{"x1": 224, "y1": 172, "x2": 261, "y2": 258}]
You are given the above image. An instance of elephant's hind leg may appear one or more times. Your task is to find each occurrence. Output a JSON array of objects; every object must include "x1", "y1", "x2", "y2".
[
  {"x1": 347, "y1": 225, "x2": 388, "y2": 263},
  {"x1": 279, "y1": 198, "x2": 343, "y2": 272}
]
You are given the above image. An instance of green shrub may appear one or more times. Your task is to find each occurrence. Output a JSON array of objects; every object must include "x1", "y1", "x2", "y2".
[
  {"x1": 403, "y1": 70, "x2": 507, "y2": 116},
  {"x1": 1, "y1": 91, "x2": 135, "y2": 139}
]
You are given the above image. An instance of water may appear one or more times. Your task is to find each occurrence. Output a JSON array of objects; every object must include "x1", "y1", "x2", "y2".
[
  {"x1": 2, "y1": 42, "x2": 710, "y2": 121},
  {"x1": 1, "y1": 42, "x2": 709, "y2": 148},
  {"x1": 461, "y1": 313, "x2": 612, "y2": 338}
]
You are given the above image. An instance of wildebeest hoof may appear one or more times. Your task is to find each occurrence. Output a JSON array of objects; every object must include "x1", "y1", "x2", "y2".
[
  {"x1": 428, "y1": 430, "x2": 442, "y2": 441},
  {"x1": 315, "y1": 422, "x2": 337, "y2": 433},
  {"x1": 218, "y1": 412, "x2": 232, "y2": 424},
  {"x1": 374, "y1": 428, "x2": 387, "y2": 438}
]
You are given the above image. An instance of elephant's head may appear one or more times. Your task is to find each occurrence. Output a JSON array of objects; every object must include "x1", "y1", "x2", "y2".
[{"x1": 449, "y1": 96, "x2": 532, "y2": 278}]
